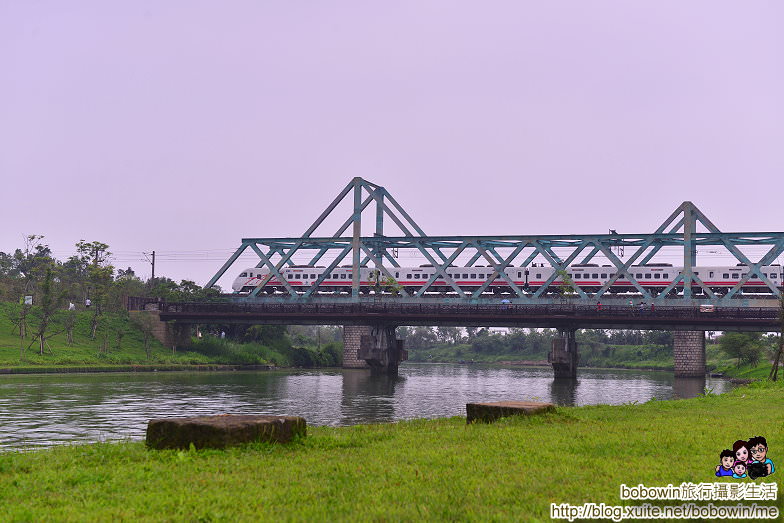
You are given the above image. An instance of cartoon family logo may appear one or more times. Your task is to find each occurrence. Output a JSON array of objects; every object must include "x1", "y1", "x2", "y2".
[{"x1": 715, "y1": 436, "x2": 775, "y2": 479}]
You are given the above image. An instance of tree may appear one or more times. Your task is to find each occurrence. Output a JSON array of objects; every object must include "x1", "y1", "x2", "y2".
[
  {"x1": 131, "y1": 312, "x2": 159, "y2": 360},
  {"x1": 436, "y1": 326, "x2": 462, "y2": 344},
  {"x1": 63, "y1": 308, "x2": 77, "y2": 346},
  {"x1": 556, "y1": 269, "x2": 575, "y2": 299},
  {"x1": 7, "y1": 235, "x2": 56, "y2": 341},
  {"x1": 74, "y1": 240, "x2": 114, "y2": 339},
  {"x1": 719, "y1": 332, "x2": 765, "y2": 367},
  {"x1": 146, "y1": 277, "x2": 221, "y2": 302},
  {"x1": 27, "y1": 265, "x2": 65, "y2": 355},
  {"x1": 770, "y1": 295, "x2": 784, "y2": 381}
]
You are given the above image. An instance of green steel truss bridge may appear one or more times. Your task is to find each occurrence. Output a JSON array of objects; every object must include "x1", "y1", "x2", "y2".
[{"x1": 206, "y1": 178, "x2": 783, "y2": 308}]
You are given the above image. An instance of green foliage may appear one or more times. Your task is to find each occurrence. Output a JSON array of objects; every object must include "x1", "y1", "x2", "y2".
[
  {"x1": 556, "y1": 269, "x2": 575, "y2": 297},
  {"x1": 243, "y1": 325, "x2": 288, "y2": 345},
  {"x1": 0, "y1": 381, "x2": 782, "y2": 520},
  {"x1": 146, "y1": 277, "x2": 222, "y2": 302},
  {"x1": 406, "y1": 327, "x2": 680, "y2": 369},
  {"x1": 187, "y1": 334, "x2": 342, "y2": 368},
  {"x1": 718, "y1": 332, "x2": 767, "y2": 367}
]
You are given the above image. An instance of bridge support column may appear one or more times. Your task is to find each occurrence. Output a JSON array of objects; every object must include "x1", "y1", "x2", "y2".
[
  {"x1": 357, "y1": 325, "x2": 408, "y2": 375},
  {"x1": 343, "y1": 326, "x2": 370, "y2": 369},
  {"x1": 129, "y1": 311, "x2": 192, "y2": 351},
  {"x1": 673, "y1": 331, "x2": 706, "y2": 377},
  {"x1": 549, "y1": 329, "x2": 578, "y2": 379}
]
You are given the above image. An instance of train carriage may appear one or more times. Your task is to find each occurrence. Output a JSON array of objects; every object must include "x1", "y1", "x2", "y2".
[{"x1": 232, "y1": 263, "x2": 783, "y2": 296}]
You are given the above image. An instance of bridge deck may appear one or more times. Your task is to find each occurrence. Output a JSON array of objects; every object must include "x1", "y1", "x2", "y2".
[{"x1": 131, "y1": 299, "x2": 780, "y2": 332}]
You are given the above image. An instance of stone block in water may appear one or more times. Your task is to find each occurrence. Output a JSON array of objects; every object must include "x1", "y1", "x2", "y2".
[
  {"x1": 146, "y1": 414, "x2": 306, "y2": 450},
  {"x1": 466, "y1": 401, "x2": 555, "y2": 424}
]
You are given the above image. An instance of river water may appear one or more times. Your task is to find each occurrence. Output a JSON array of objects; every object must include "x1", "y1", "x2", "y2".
[{"x1": 0, "y1": 364, "x2": 733, "y2": 450}]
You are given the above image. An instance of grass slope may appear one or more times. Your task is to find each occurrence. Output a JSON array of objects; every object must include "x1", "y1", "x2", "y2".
[
  {"x1": 0, "y1": 381, "x2": 781, "y2": 521},
  {"x1": 0, "y1": 303, "x2": 201, "y2": 367},
  {"x1": 0, "y1": 303, "x2": 341, "y2": 369}
]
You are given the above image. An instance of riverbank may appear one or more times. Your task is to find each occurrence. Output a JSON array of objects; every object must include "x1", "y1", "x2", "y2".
[
  {"x1": 0, "y1": 364, "x2": 276, "y2": 375},
  {"x1": 0, "y1": 305, "x2": 344, "y2": 370},
  {"x1": 0, "y1": 380, "x2": 781, "y2": 520}
]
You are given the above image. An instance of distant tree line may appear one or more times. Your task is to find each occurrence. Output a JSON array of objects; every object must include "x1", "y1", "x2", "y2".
[{"x1": 401, "y1": 326, "x2": 674, "y2": 357}]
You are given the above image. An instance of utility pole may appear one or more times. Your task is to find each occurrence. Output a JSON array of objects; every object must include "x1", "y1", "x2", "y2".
[{"x1": 144, "y1": 251, "x2": 156, "y2": 280}]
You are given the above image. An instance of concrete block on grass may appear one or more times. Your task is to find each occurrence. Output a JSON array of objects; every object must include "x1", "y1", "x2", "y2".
[
  {"x1": 466, "y1": 401, "x2": 555, "y2": 423},
  {"x1": 146, "y1": 415, "x2": 306, "y2": 450}
]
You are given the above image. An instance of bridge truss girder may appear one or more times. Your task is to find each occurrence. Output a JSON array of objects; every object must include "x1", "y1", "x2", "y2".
[{"x1": 205, "y1": 179, "x2": 784, "y2": 306}]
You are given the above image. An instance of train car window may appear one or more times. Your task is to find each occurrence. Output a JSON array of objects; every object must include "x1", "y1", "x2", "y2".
[
  {"x1": 536, "y1": 273, "x2": 542, "y2": 279},
  {"x1": 574, "y1": 274, "x2": 581, "y2": 279},
  {"x1": 723, "y1": 274, "x2": 729, "y2": 279},
  {"x1": 294, "y1": 274, "x2": 300, "y2": 279},
  {"x1": 406, "y1": 274, "x2": 412, "y2": 279},
  {"x1": 470, "y1": 274, "x2": 476, "y2": 279},
  {"x1": 742, "y1": 273, "x2": 747, "y2": 278},
  {"x1": 312, "y1": 274, "x2": 317, "y2": 279},
  {"x1": 751, "y1": 274, "x2": 759, "y2": 279},
  {"x1": 240, "y1": 273, "x2": 247, "y2": 277},
  {"x1": 636, "y1": 274, "x2": 643, "y2": 279},
  {"x1": 341, "y1": 274, "x2": 347, "y2": 279},
  {"x1": 771, "y1": 273, "x2": 777, "y2": 279},
  {"x1": 654, "y1": 273, "x2": 660, "y2": 279},
  {"x1": 592, "y1": 273, "x2": 598, "y2": 279},
  {"x1": 395, "y1": 272, "x2": 399, "y2": 278},
  {"x1": 332, "y1": 274, "x2": 337, "y2": 279},
  {"x1": 709, "y1": 272, "x2": 714, "y2": 278},
  {"x1": 732, "y1": 274, "x2": 739, "y2": 279},
  {"x1": 601, "y1": 274, "x2": 607, "y2": 278},
  {"x1": 644, "y1": 274, "x2": 651, "y2": 279},
  {"x1": 462, "y1": 274, "x2": 468, "y2": 279},
  {"x1": 694, "y1": 272, "x2": 699, "y2": 277}
]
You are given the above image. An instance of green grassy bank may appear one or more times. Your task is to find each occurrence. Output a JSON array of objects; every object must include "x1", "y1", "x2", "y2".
[
  {"x1": 0, "y1": 304, "x2": 341, "y2": 369},
  {"x1": 1, "y1": 381, "x2": 781, "y2": 521}
]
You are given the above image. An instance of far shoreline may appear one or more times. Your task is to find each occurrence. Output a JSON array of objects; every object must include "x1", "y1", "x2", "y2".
[{"x1": 0, "y1": 360, "x2": 759, "y2": 385}]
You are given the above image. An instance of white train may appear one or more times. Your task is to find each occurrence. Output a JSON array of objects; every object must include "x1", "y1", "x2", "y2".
[{"x1": 232, "y1": 263, "x2": 784, "y2": 296}]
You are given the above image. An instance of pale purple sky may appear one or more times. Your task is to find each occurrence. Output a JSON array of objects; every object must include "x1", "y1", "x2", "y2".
[{"x1": 2, "y1": 1, "x2": 782, "y2": 288}]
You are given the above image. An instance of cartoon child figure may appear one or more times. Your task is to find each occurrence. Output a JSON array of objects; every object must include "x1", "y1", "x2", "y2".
[
  {"x1": 715, "y1": 449, "x2": 735, "y2": 477},
  {"x1": 733, "y1": 440, "x2": 752, "y2": 464},
  {"x1": 748, "y1": 436, "x2": 775, "y2": 476},
  {"x1": 732, "y1": 461, "x2": 748, "y2": 479}
]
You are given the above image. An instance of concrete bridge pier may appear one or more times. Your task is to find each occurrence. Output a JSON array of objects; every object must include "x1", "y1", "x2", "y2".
[
  {"x1": 129, "y1": 311, "x2": 192, "y2": 351},
  {"x1": 342, "y1": 325, "x2": 407, "y2": 375},
  {"x1": 673, "y1": 331, "x2": 706, "y2": 377},
  {"x1": 549, "y1": 328, "x2": 579, "y2": 379}
]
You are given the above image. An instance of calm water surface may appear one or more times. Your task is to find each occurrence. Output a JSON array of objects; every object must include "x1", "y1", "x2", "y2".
[{"x1": 0, "y1": 364, "x2": 733, "y2": 450}]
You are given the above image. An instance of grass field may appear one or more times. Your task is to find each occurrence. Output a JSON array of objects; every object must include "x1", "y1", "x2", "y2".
[{"x1": 0, "y1": 380, "x2": 781, "y2": 521}]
